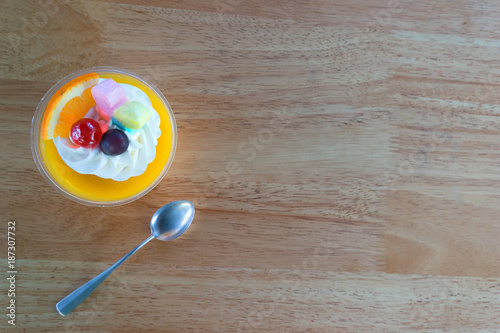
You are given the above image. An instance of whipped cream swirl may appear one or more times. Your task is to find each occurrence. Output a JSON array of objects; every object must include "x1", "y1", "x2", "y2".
[{"x1": 53, "y1": 81, "x2": 161, "y2": 181}]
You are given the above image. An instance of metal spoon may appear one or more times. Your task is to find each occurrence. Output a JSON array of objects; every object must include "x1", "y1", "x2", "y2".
[{"x1": 56, "y1": 200, "x2": 195, "y2": 316}]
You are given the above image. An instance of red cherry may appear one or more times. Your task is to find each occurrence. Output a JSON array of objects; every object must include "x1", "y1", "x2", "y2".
[{"x1": 70, "y1": 118, "x2": 102, "y2": 148}]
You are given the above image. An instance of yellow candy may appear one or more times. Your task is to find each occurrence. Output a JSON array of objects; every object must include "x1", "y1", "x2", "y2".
[{"x1": 113, "y1": 101, "x2": 151, "y2": 130}]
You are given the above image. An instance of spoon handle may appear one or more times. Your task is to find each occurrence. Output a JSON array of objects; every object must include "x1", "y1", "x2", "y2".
[{"x1": 56, "y1": 235, "x2": 155, "y2": 316}]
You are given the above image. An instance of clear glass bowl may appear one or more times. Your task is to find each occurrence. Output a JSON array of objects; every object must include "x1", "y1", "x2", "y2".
[{"x1": 31, "y1": 66, "x2": 177, "y2": 206}]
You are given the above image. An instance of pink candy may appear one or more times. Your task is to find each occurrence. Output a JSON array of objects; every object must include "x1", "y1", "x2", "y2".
[{"x1": 91, "y1": 79, "x2": 127, "y2": 119}]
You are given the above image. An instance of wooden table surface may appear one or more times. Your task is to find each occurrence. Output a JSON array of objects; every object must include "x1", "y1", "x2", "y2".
[{"x1": 2, "y1": 0, "x2": 500, "y2": 332}]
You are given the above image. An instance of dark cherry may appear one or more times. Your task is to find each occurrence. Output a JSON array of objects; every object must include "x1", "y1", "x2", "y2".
[{"x1": 100, "y1": 129, "x2": 129, "y2": 156}]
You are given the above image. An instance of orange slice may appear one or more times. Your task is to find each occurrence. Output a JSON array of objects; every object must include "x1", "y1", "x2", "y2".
[{"x1": 41, "y1": 73, "x2": 99, "y2": 140}]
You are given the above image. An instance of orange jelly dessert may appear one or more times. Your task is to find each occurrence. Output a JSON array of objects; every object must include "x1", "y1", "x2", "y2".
[{"x1": 31, "y1": 67, "x2": 177, "y2": 206}]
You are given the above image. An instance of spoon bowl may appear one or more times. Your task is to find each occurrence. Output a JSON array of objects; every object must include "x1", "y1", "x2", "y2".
[
  {"x1": 152, "y1": 200, "x2": 195, "y2": 241},
  {"x1": 56, "y1": 200, "x2": 195, "y2": 316}
]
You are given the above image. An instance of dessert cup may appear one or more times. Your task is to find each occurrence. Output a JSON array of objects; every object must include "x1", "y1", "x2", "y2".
[{"x1": 31, "y1": 66, "x2": 177, "y2": 206}]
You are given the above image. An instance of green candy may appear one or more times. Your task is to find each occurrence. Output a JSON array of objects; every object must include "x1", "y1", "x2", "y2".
[{"x1": 112, "y1": 101, "x2": 151, "y2": 130}]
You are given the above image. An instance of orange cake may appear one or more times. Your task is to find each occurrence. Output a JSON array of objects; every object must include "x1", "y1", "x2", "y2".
[{"x1": 32, "y1": 68, "x2": 176, "y2": 205}]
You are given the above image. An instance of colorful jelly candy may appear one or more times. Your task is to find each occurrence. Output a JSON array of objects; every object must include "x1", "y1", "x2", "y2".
[
  {"x1": 91, "y1": 79, "x2": 127, "y2": 119},
  {"x1": 112, "y1": 101, "x2": 151, "y2": 131}
]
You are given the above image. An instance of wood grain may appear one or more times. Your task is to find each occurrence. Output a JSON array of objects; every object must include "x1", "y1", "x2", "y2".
[{"x1": 1, "y1": 0, "x2": 500, "y2": 331}]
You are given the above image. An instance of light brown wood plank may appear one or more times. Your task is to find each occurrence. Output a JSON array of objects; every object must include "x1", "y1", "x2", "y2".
[{"x1": 2, "y1": 0, "x2": 500, "y2": 331}]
